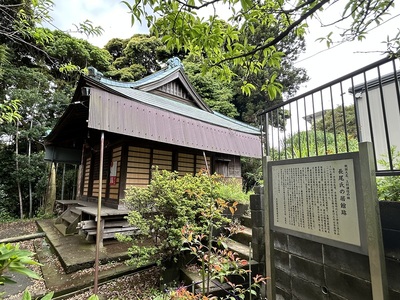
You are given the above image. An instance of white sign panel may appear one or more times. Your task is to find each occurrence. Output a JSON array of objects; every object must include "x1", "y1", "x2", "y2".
[{"x1": 271, "y1": 159, "x2": 361, "y2": 246}]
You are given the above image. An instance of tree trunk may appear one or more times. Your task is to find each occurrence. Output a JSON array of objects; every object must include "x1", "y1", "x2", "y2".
[
  {"x1": 45, "y1": 162, "x2": 57, "y2": 215},
  {"x1": 28, "y1": 119, "x2": 32, "y2": 218},
  {"x1": 15, "y1": 122, "x2": 23, "y2": 219}
]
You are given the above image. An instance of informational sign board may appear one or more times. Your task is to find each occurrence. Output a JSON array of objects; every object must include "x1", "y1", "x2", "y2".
[{"x1": 268, "y1": 153, "x2": 367, "y2": 254}]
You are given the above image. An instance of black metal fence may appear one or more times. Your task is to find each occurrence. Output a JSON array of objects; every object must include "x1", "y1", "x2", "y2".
[{"x1": 259, "y1": 56, "x2": 400, "y2": 176}]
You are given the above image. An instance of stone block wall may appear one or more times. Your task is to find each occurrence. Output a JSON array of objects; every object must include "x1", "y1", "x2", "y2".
[{"x1": 250, "y1": 188, "x2": 400, "y2": 300}]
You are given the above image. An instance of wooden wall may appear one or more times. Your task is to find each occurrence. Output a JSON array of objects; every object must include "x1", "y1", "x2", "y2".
[
  {"x1": 126, "y1": 146, "x2": 152, "y2": 187},
  {"x1": 214, "y1": 154, "x2": 242, "y2": 178},
  {"x1": 124, "y1": 147, "x2": 211, "y2": 189},
  {"x1": 82, "y1": 157, "x2": 90, "y2": 196},
  {"x1": 153, "y1": 149, "x2": 173, "y2": 171},
  {"x1": 79, "y1": 141, "x2": 240, "y2": 205}
]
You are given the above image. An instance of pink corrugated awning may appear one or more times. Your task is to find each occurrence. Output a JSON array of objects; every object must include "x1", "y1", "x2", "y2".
[{"x1": 88, "y1": 88, "x2": 261, "y2": 158}]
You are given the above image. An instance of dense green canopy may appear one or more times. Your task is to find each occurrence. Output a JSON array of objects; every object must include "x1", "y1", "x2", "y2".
[{"x1": 123, "y1": 0, "x2": 398, "y2": 97}]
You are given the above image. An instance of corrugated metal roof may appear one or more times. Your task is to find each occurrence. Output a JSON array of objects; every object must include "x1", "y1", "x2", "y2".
[
  {"x1": 88, "y1": 88, "x2": 262, "y2": 158},
  {"x1": 100, "y1": 84, "x2": 259, "y2": 135},
  {"x1": 98, "y1": 65, "x2": 181, "y2": 89},
  {"x1": 96, "y1": 62, "x2": 212, "y2": 112}
]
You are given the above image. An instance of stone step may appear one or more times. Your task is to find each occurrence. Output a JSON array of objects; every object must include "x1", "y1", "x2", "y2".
[
  {"x1": 231, "y1": 226, "x2": 252, "y2": 246},
  {"x1": 180, "y1": 255, "x2": 259, "y2": 297},
  {"x1": 180, "y1": 266, "x2": 238, "y2": 296},
  {"x1": 241, "y1": 215, "x2": 252, "y2": 228},
  {"x1": 225, "y1": 238, "x2": 253, "y2": 260}
]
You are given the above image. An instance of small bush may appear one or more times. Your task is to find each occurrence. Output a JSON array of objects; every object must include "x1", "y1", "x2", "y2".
[
  {"x1": 377, "y1": 147, "x2": 400, "y2": 201},
  {"x1": 0, "y1": 207, "x2": 14, "y2": 223},
  {"x1": 122, "y1": 169, "x2": 230, "y2": 267},
  {"x1": 0, "y1": 243, "x2": 42, "y2": 285},
  {"x1": 215, "y1": 178, "x2": 253, "y2": 204}
]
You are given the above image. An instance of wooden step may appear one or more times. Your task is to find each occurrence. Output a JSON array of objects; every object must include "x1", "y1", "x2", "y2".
[
  {"x1": 85, "y1": 226, "x2": 139, "y2": 235},
  {"x1": 62, "y1": 213, "x2": 79, "y2": 225},
  {"x1": 54, "y1": 223, "x2": 68, "y2": 235},
  {"x1": 82, "y1": 226, "x2": 139, "y2": 240},
  {"x1": 78, "y1": 219, "x2": 130, "y2": 230},
  {"x1": 70, "y1": 208, "x2": 82, "y2": 215}
]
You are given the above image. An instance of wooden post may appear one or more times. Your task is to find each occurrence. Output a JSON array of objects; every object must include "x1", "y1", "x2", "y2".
[{"x1": 94, "y1": 132, "x2": 105, "y2": 294}]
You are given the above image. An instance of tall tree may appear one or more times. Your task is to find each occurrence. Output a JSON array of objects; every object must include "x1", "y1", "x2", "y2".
[
  {"x1": 232, "y1": 20, "x2": 309, "y2": 124},
  {"x1": 124, "y1": 0, "x2": 397, "y2": 96},
  {"x1": 104, "y1": 34, "x2": 169, "y2": 81},
  {"x1": 0, "y1": 1, "x2": 106, "y2": 218},
  {"x1": 183, "y1": 59, "x2": 238, "y2": 118},
  {"x1": 0, "y1": 65, "x2": 63, "y2": 218},
  {"x1": 43, "y1": 30, "x2": 112, "y2": 84},
  {"x1": 315, "y1": 104, "x2": 357, "y2": 139}
]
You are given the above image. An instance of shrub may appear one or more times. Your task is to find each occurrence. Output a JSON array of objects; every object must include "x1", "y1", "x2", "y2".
[
  {"x1": 273, "y1": 130, "x2": 359, "y2": 159},
  {"x1": 122, "y1": 169, "x2": 267, "y2": 298},
  {"x1": 0, "y1": 243, "x2": 42, "y2": 285},
  {"x1": 121, "y1": 169, "x2": 229, "y2": 267},
  {"x1": 215, "y1": 178, "x2": 253, "y2": 204},
  {"x1": 377, "y1": 147, "x2": 400, "y2": 201}
]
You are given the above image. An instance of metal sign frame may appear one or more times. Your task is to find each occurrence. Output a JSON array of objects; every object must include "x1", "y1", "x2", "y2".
[{"x1": 268, "y1": 151, "x2": 368, "y2": 254}]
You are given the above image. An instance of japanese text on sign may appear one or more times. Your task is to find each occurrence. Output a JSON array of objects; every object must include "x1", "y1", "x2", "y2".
[{"x1": 271, "y1": 159, "x2": 360, "y2": 246}]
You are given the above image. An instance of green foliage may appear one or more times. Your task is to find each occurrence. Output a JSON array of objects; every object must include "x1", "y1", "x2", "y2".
[
  {"x1": 177, "y1": 201, "x2": 266, "y2": 298},
  {"x1": 241, "y1": 157, "x2": 262, "y2": 192},
  {"x1": 230, "y1": 18, "x2": 307, "y2": 124},
  {"x1": 315, "y1": 105, "x2": 358, "y2": 139},
  {"x1": 0, "y1": 62, "x2": 71, "y2": 218},
  {"x1": 0, "y1": 99, "x2": 21, "y2": 125},
  {"x1": 0, "y1": 208, "x2": 15, "y2": 224},
  {"x1": 341, "y1": 0, "x2": 395, "y2": 44},
  {"x1": 215, "y1": 178, "x2": 253, "y2": 204},
  {"x1": 0, "y1": 183, "x2": 15, "y2": 222},
  {"x1": 123, "y1": 169, "x2": 266, "y2": 298},
  {"x1": 377, "y1": 147, "x2": 400, "y2": 201},
  {"x1": 0, "y1": 243, "x2": 42, "y2": 285},
  {"x1": 72, "y1": 20, "x2": 104, "y2": 37},
  {"x1": 22, "y1": 290, "x2": 54, "y2": 300},
  {"x1": 183, "y1": 60, "x2": 238, "y2": 118},
  {"x1": 123, "y1": 0, "x2": 397, "y2": 95},
  {"x1": 44, "y1": 30, "x2": 112, "y2": 81},
  {"x1": 7, "y1": 0, "x2": 55, "y2": 46},
  {"x1": 104, "y1": 34, "x2": 169, "y2": 81},
  {"x1": 122, "y1": 169, "x2": 231, "y2": 267},
  {"x1": 273, "y1": 130, "x2": 359, "y2": 160}
]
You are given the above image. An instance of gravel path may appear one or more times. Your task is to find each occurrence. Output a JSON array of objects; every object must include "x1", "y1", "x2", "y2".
[{"x1": 0, "y1": 220, "x2": 161, "y2": 300}]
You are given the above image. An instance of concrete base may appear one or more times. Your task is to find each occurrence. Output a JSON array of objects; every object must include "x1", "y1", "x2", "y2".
[{"x1": 36, "y1": 219, "x2": 132, "y2": 274}]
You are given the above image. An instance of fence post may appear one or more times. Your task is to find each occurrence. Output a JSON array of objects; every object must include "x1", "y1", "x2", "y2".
[{"x1": 359, "y1": 142, "x2": 389, "y2": 299}]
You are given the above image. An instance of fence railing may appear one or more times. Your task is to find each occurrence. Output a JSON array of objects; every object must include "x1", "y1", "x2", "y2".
[{"x1": 259, "y1": 56, "x2": 400, "y2": 176}]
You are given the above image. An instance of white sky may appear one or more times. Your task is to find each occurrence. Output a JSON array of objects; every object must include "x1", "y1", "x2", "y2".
[{"x1": 47, "y1": 0, "x2": 400, "y2": 95}]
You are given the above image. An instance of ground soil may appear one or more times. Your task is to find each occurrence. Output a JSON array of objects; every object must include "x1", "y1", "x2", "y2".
[{"x1": 0, "y1": 220, "x2": 161, "y2": 300}]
